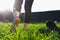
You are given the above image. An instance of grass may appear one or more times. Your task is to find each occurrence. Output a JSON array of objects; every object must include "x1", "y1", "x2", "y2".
[{"x1": 0, "y1": 22, "x2": 60, "y2": 40}]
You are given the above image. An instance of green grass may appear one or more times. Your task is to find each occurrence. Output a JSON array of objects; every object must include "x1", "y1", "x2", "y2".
[{"x1": 0, "y1": 22, "x2": 60, "y2": 40}]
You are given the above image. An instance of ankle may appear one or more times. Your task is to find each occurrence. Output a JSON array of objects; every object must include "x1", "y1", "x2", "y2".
[{"x1": 24, "y1": 23, "x2": 28, "y2": 29}]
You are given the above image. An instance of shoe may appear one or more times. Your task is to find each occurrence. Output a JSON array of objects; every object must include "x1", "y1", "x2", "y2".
[
  {"x1": 14, "y1": 17, "x2": 21, "y2": 24},
  {"x1": 10, "y1": 24, "x2": 16, "y2": 32}
]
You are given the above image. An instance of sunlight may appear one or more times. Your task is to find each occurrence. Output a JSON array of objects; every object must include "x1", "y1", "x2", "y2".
[
  {"x1": 0, "y1": 0, "x2": 14, "y2": 11},
  {"x1": 0, "y1": 0, "x2": 60, "y2": 12}
]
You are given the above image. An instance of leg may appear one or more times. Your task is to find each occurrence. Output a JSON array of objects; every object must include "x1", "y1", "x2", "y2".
[
  {"x1": 10, "y1": 0, "x2": 23, "y2": 32},
  {"x1": 24, "y1": 0, "x2": 34, "y2": 29}
]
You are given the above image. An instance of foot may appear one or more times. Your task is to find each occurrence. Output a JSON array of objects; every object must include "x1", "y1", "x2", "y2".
[
  {"x1": 23, "y1": 23, "x2": 28, "y2": 30},
  {"x1": 10, "y1": 24, "x2": 16, "y2": 32},
  {"x1": 14, "y1": 17, "x2": 21, "y2": 24}
]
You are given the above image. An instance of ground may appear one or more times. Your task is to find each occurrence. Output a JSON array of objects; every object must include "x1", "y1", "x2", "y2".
[{"x1": 0, "y1": 22, "x2": 60, "y2": 40}]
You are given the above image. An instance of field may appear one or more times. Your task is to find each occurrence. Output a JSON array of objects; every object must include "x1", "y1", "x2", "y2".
[{"x1": 0, "y1": 22, "x2": 60, "y2": 40}]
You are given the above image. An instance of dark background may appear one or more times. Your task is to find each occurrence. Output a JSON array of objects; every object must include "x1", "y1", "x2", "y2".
[{"x1": 0, "y1": 10, "x2": 60, "y2": 22}]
